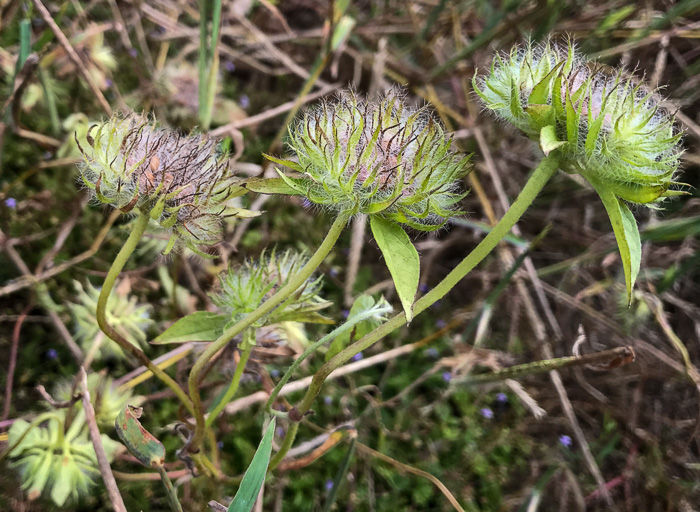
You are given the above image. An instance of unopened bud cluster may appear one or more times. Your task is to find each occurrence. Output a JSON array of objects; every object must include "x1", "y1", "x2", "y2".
[
  {"x1": 211, "y1": 250, "x2": 328, "y2": 329},
  {"x1": 473, "y1": 40, "x2": 683, "y2": 204},
  {"x1": 274, "y1": 89, "x2": 470, "y2": 230},
  {"x1": 77, "y1": 114, "x2": 238, "y2": 251}
]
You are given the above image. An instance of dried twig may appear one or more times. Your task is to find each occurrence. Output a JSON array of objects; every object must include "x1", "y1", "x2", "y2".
[{"x1": 79, "y1": 367, "x2": 127, "y2": 512}]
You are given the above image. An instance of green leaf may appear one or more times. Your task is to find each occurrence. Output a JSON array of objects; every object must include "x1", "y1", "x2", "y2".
[
  {"x1": 227, "y1": 419, "x2": 276, "y2": 512},
  {"x1": 370, "y1": 216, "x2": 420, "y2": 322},
  {"x1": 243, "y1": 178, "x2": 304, "y2": 196},
  {"x1": 539, "y1": 125, "x2": 566, "y2": 156},
  {"x1": 50, "y1": 462, "x2": 73, "y2": 506},
  {"x1": 114, "y1": 405, "x2": 166, "y2": 468},
  {"x1": 589, "y1": 177, "x2": 642, "y2": 305},
  {"x1": 152, "y1": 312, "x2": 228, "y2": 344}
]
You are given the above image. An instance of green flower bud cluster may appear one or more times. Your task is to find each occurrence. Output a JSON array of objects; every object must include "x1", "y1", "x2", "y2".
[
  {"x1": 270, "y1": 89, "x2": 470, "y2": 230},
  {"x1": 77, "y1": 113, "x2": 247, "y2": 253},
  {"x1": 473, "y1": 40, "x2": 683, "y2": 205},
  {"x1": 8, "y1": 376, "x2": 131, "y2": 506},
  {"x1": 211, "y1": 250, "x2": 329, "y2": 329},
  {"x1": 56, "y1": 374, "x2": 137, "y2": 428},
  {"x1": 69, "y1": 280, "x2": 153, "y2": 361}
]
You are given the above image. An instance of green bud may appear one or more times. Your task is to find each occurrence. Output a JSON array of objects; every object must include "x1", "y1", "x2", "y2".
[
  {"x1": 270, "y1": 89, "x2": 471, "y2": 231},
  {"x1": 69, "y1": 280, "x2": 153, "y2": 361},
  {"x1": 473, "y1": 39, "x2": 683, "y2": 205},
  {"x1": 211, "y1": 250, "x2": 329, "y2": 329},
  {"x1": 76, "y1": 113, "x2": 248, "y2": 252}
]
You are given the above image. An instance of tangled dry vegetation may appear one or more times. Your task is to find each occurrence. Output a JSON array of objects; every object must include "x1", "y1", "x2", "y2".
[{"x1": 1, "y1": 1, "x2": 700, "y2": 511}]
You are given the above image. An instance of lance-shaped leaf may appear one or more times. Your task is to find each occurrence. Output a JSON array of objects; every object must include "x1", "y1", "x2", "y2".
[
  {"x1": 242, "y1": 177, "x2": 306, "y2": 196},
  {"x1": 539, "y1": 125, "x2": 566, "y2": 156},
  {"x1": 152, "y1": 311, "x2": 228, "y2": 344},
  {"x1": 588, "y1": 176, "x2": 642, "y2": 305},
  {"x1": 114, "y1": 405, "x2": 166, "y2": 468},
  {"x1": 369, "y1": 216, "x2": 420, "y2": 322},
  {"x1": 227, "y1": 419, "x2": 276, "y2": 512}
]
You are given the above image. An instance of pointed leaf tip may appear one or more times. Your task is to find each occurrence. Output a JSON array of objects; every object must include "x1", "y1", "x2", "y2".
[{"x1": 369, "y1": 216, "x2": 419, "y2": 322}]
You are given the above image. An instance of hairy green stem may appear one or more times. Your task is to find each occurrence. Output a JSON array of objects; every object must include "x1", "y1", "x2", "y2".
[
  {"x1": 296, "y1": 156, "x2": 560, "y2": 416},
  {"x1": 205, "y1": 340, "x2": 253, "y2": 427},
  {"x1": 187, "y1": 213, "x2": 350, "y2": 452},
  {"x1": 265, "y1": 304, "x2": 392, "y2": 413},
  {"x1": 96, "y1": 212, "x2": 195, "y2": 415},
  {"x1": 157, "y1": 464, "x2": 183, "y2": 512},
  {"x1": 269, "y1": 422, "x2": 298, "y2": 470}
]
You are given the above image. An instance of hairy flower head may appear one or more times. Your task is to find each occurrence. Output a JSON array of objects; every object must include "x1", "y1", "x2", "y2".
[
  {"x1": 77, "y1": 113, "x2": 253, "y2": 254},
  {"x1": 473, "y1": 39, "x2": 683, "y2": 205},
  {"x1": 211, "y1": 250, "x2": 329, "y2": 329},
  {"x1": 266, "y1": 89, "x2": 470, "y2": 230}
]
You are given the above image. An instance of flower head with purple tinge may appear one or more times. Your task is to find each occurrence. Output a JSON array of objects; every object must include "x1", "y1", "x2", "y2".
[
  {"x1": 76, "y1": 113, "x2": 254, "y2": 255},
  {"x1": 559, "y1": 434, "x2": 572, "y2": 448},
  {"x1": 442, "y1": 371, "x2": 452, "y2": 382},
  {"x1": 4, "y1": 198, "x2": 17, "y2": 208},
  {"x1": 269, "y1": 88, "x2": 471, "y2": 230},
  {"x1": 351, "y1": 352, "x2": 364, "y2": 362},
  {"x1": 496, "y1": 393, "x2": 508, "y2": 403},
  {"x1": 324, "y1": 395, "x2": 333, "y2": 405},
  {"x1": 325, "y1": 479, "x2": 334, "y2": 491},
  {"x1": 46, "y1": 348, "x2": 58, "y2": 360}
]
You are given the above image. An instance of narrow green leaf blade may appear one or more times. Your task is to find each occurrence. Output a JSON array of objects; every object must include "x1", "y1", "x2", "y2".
[
  {"x1": 115, "y1": 405, "x2": 166, "y2": 468},
  {"x1": 590, "y1": 179, "x2": 642, "y2": 305},
  {"x1": 227, "y1": 419, "x2": 276, "y2": 512},
  {"x1": 369, "y1": 216, "x2": 420, "y2": 322},
  {"x1": 243, "y1": 177, "x2": 305, "y2": 196},
  {"x1": 152, "y1": 312, "x2": 228, "y2": 344}
]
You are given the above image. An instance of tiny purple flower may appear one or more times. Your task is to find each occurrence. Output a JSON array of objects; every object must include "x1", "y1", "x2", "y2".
[
  {"x1": 559, "y1": 435, "x2": 572, "y2": 448},
  {"x1": 480, "y1": 408, "x2": 494, "y2": 419},
  {"x1": 442, "y1": 371, "x2": 452, "y2": 382},
  {"x1": 323, "y1": 395, "x2": 333, "y2": 405},
  {"x1": 105, "y1": 79, "x2": 113, "y2": 88},
  {"x1": 5, "y1": 198, "x2": 17, "y2": 208},
  {"x1": 351, "y1": 352, "x2": 363, "y2": 362},
  {"x1": 129, "y1": 48, "x2": 138, "y2": 58},
  {"x1": 325, "y1": 479, "x2": 334, "y2": 491},
  {"x1": 435, "y1": 319, "x2": 446, "y2": 329},
  {"x1": 341, "y1": 309, "x2": 350, "y2": 319},
  {"x1": 418, "y1": 283, "x2": 430, "y2": 293},
  {"x1": 302, "y1": 198, "x2": 313, "y2": 209},
  {"x1": 239, "y1": 95, "x2": 250, "y2": 109},
  {"x1": 224, "y1": 61, "x2": 236, "y2": 72},
  {"x1": 496, "y1": 393, "x2": 508, "y2": 403},
  {"x1": 328, "y1": 267, "x2": 339, "y2": 277},
  {"x1": 270, "y1": 369, "x2": 280, "y2": 378},
  {"x1": 46, "y1": 348, "x2": 58, "y2": 360},
  {"x1": 217, "y1": 441, "x2": 224, "y2": 449},
  {"x1": 276, "y1": 426, "x2": 285, "y2": 438},
  {"x1": 425, "y1": 348, "x2": 439, "y2": 358}
]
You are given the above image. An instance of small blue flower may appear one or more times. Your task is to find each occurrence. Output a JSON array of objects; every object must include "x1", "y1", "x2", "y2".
[
  {"x1": 323, "y1": 395, "x2": 333, "y2": 405},
  {"x1": 435, "y1": 319, "x2": 446, "y2": 329},
  {"x1": 559, "y1": 435, "x2": 572, "y2": 448},
  {"x1": 496, "y1": 393, "x2": 508, "y2": 403},
  {"x1": 105, "y1": 79, "x2": 113, "y2": 88},
  {"x1": 128, "y1": 48, "x2": 138, "y2": 57},
  {"x1": 46, "y1": 348, "x2": 58, "y2": 360},
  {"x1": 351, "y1": 352, "x2": 363, "y2": 362},
  {"x1": 239, "y1": 95, "x2": 250, "y2": 109},
  {"x1": 425, "y1": 348, "x2": 439, "y2": 358},
  {"x1": 276, "y1": 426, "x2": 285, "y2": 438},
  {"x1": 442, "y1": 371, "x2": 452, "y2": 382},
  {"x1": 270, "y1": 369, "x2": 280, "y2": 379},
  {"x1": 217, "y1": 441, "x2": 224, "y2": 449},
  {"x1": 224, "y1": 61, "x2": 236, "y2": 72},
  {"x1": 5, "y1": 198, "x2": 17, "y2": 208},
  {"x1": 341, "y1": 309, "x2": 350, "y2": 319},
  {"x1": 418, "y1": 283, "x2": 430, "y2": 293},
  {"x1": 480, "y1": 408, "x2": 494, "y2": 419},
  {"x1": 328, "y1": 267, "x2": 339, "y2": 277},
  {"x1": 325, "y1": 479, "x2": 334, "y2": 491}
]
